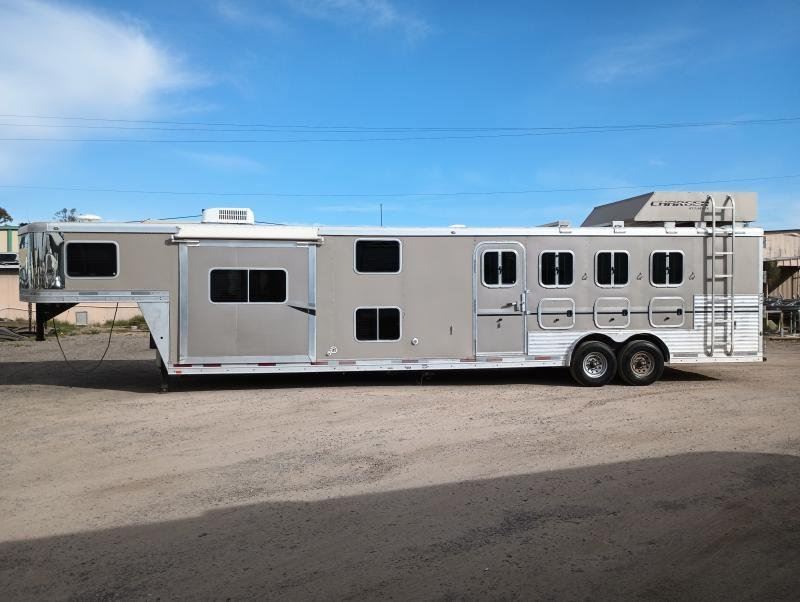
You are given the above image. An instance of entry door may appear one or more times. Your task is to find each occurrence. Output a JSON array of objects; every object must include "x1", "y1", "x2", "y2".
[
  {"x1": 474, "y1": 242, "x2": 527, "y2": 355},
  {"x1": 180, "y1": 242, "x2": 314, "y2": 363}
]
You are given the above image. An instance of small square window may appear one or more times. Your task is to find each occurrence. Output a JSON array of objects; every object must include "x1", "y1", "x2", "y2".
[
  {"x1": 355, "y1": 307, "x2": 401, "y2": 341},
  {"x1": 652, "y1": 252, "x2": 684, "y2": 286},
  {"x1": 66, "y1": 242, "x2": 118, "y2": 278},
  {"x1": 540, "y1": 251, "x2": 573, "y2": 287},
  {"x1": 355, "y1": 240, "x2": 401, "y2": 273},
  {"x1": 210, "y1": 269, "x2": 247, "y2": 303},
  {"x1": 249, "y1": 270, "x2": 287, "y2": 302},
  {"x1": 482, "y1": 250, "x2": 517, "y2": 287},
  {"x1": 596, "y1": 251, "x2": 629, "y2": 287}
]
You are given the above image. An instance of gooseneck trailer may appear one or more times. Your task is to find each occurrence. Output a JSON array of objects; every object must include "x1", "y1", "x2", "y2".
[{"x1": 18, "y1": 192, "x2": 763, "y2": 388}]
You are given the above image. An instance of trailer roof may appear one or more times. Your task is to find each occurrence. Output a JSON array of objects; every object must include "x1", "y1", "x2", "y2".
[{"x1": 18, "y1": 220, "x2": 763, "y2": 238}]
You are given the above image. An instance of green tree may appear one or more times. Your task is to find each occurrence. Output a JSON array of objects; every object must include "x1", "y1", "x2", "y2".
[
  {"x1": 54, "y1": 208, "x2": 79, "y2": 222},
  {"x1": 0, "y1": 207, "x2": 11, "y2": 224}
]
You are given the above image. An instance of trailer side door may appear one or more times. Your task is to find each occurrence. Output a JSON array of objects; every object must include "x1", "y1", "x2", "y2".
[{"x1": 474, "y1": 241, "x2": 527, "y2": 355}]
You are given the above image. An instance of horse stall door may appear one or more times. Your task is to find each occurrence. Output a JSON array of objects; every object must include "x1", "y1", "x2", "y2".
[
  {"x1": 180, "y1": 242, "x2": 314, "y2": 364},
  {"x1": 474, "y1": 241, "x2": 527, "y2": 356}
]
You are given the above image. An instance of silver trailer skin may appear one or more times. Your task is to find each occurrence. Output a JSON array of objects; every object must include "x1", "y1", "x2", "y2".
[{"x1": 18, "y1": 192, "x2": 763, "y2": 387}]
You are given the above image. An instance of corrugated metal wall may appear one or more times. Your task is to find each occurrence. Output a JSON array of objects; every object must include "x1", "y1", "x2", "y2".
[{"x1": 765, "y1": 231, "x2": 800, "y2": 298}]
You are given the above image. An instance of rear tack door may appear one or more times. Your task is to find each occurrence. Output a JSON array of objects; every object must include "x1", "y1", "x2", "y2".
[
  {"x1": 474, "y1": 241, "x2": 527, "y2": 355},
  {"x1": 180, "y1": 242, "x2": 314, "y2": 364}
]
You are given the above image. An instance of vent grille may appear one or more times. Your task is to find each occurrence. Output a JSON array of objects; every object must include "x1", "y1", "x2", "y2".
[{"x1": 201, "y1": 208, "x2": 255, "y2": 225}]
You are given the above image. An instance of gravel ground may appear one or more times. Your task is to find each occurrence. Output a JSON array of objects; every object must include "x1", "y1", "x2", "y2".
[{"x1": 0, "y1": 333, "x2": 799, "y2": 600}]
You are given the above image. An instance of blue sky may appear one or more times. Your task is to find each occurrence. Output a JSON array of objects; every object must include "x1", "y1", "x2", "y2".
[{"x1": 0, "y1": 0, "x2": 798, "y2": 228}]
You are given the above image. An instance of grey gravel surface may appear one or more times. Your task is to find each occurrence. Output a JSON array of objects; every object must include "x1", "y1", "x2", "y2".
[{"x1": 0, "y1": 333, "x2": 798, "y2": 600}]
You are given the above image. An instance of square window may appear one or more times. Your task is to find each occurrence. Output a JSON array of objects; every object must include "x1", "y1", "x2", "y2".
[
  {"x1": 66, "y1": 242, "x2": 118, "y2": 278},
  {"x1": 355, "y1": 307, "x2": 401, "y2": 341},
  {"x1": 355, "y1": 240, "x2": 401, "y2": 273}
]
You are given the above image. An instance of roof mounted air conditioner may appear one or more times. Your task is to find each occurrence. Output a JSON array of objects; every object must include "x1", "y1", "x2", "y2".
[{"x1": 202, "y1": 208, "x2": 255, "y2": 225}]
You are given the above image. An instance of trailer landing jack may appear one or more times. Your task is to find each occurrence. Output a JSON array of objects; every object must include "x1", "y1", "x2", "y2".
[{"x1": 158, "y1": 356, "x2": 171, "y2": 393}]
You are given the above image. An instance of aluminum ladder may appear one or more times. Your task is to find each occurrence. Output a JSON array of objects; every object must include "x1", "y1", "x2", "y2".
[{"x1": 706, "y1": 194, "x2": 736, "y2": 356}]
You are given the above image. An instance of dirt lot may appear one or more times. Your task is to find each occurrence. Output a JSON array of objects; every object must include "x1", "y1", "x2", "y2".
[{"x1": 0, "y1": 333, "x2": 799, "y2": 600}]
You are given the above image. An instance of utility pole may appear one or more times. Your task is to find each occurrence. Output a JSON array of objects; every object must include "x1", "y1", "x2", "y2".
[{"x1": 380, "y1": 203, "x2": 383, "y2": 227}]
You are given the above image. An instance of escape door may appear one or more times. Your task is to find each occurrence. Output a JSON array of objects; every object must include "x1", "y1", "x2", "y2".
[
  {"x1": 180, "y1": 242, "x2": 314, "y2": 364},
  {"x1": 474, "y1": 241, "x2": 527, "y2": 355}
]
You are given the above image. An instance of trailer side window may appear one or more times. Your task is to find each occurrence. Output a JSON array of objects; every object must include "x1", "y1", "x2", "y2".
[
  {"x1": 355, "y1": 240, "x2": 401, "y2": 273},
  {"x1": 596, "y1": 251, "x2": 629, "y2": 287},
  {"x1": 539, "y1": 251, "x2": 573, "y2": 287},
  {"x1": 65, "y1": 242, "x2": 118, "y2": 278},
  {"x1": 355, "y1": 307, "x2": 401, "y2": 341},
  {"x1": 210, "y1": 269, "x2": 248, "y2": 303},
  {"x1": 249, "y1": 269, "x2": 287, "y2": 302},
  {"x1": 482, "y1": 250, "x2": 517, "y2": 286},
  {"x1": 651, "y1": 251, "x2": 684, "y2": 286}
]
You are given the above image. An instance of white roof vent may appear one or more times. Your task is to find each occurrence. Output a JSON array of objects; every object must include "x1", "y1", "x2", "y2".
[{"x1": 202, "y1": 207, "x2": 255, "y2": 225}]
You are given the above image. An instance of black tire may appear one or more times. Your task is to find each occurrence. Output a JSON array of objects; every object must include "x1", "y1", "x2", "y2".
[
  {"x1": 617, "y1": 340, "x2": 664, "y2": 386},
  {"x1": 569, "y1": 341, "x2": 617, "y2": 387}
]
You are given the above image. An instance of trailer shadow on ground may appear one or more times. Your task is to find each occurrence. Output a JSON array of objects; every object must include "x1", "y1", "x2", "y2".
[
  {"x1": 1, "y1": 451, "x2": 798, "y2": 599},
  {"x1": 0, "y1": 360, "x2": 716, "y2": 393}
]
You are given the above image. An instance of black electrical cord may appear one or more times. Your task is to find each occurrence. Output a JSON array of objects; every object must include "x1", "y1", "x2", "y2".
[{"x1": 51, "y1": 303, "x2": 118, "y2": 375}]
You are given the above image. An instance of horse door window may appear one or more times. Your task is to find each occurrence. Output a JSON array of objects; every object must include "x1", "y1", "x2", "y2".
[
  {"x1": 539, "y1": 251, "x2": 574, "y2": 287},
  {"x1": 596, "y1": 251, "x2": 629, "y2": 287},
  {"x1": 482, "y1": 250, "x2": 517, "y2": 287},
  {"x1": 651, "y1": 251, "x2": 684, "y2": 286}
]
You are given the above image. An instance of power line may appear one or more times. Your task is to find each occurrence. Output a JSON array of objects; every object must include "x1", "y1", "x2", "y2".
[
  {"x1": 1, "y1": 173, "x2": 798, "y2": 199},
  {"x1": 0, "y1": 115, "x2": 797, "y2": 133},
  {"x1": 0, "y1": 116, "x2": 796, "y2": 142}
]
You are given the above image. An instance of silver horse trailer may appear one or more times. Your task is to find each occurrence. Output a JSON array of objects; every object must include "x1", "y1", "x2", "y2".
[{"x1": 18, "y1": 192, "x2": 763, "y2": 389}]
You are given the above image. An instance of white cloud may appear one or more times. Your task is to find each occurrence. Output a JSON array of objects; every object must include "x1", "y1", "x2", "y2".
[
  {"x1": 178, "y1": 150, "x2": 267, "y2": 173},
  {"x1": 288, "y1": 0, "x2": 431, "y2": 41},
  {"x1": 0, "y1": 0, "x2": 201, "y2": 180},
  {"x1": 584, "y1": 29, "x2": 695, "y2": 84}
]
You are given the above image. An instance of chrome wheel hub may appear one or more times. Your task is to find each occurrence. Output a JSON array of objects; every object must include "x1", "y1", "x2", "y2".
[
  {"x1": 582, "y1": 351, "x2": 608, "y2": 377},
  {"x1": 630, "y1": 351, "x2": 654, "y2": 377}
]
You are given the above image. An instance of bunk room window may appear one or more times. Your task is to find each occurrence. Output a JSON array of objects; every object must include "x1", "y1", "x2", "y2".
[
  {"x1": 482, "y1": 250, "x2": 517, "y2": 287},
  {"x1": 539, "y1": 251, "x2": 573, "y2": 287},
  {"x1": 651, "y1": 251, "x2": 684, "y2": 286},
  {"x1": 65, "y1": 242, "x2": 118, "y2": 278},
  {"x1": 596, "y1": 251, "x2": 629, "y2": 287},
  {"x1": 210, "y1": 269, "x2": 287, "y2": 303},
  {"x1": 355, "y1": 239, "x2": 401, "y2": 273},
  {"x1": 355, "y1": 307, "x2": 401, "y2": 341}
]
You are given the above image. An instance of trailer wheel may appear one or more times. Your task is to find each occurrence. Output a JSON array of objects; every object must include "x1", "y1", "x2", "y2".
[
  {"x1": 569, "y1": 341, "x2": 617, "y2": 386},
  {"x1": 617, "y1": 340, "x2": 664, "y2": 386}
]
